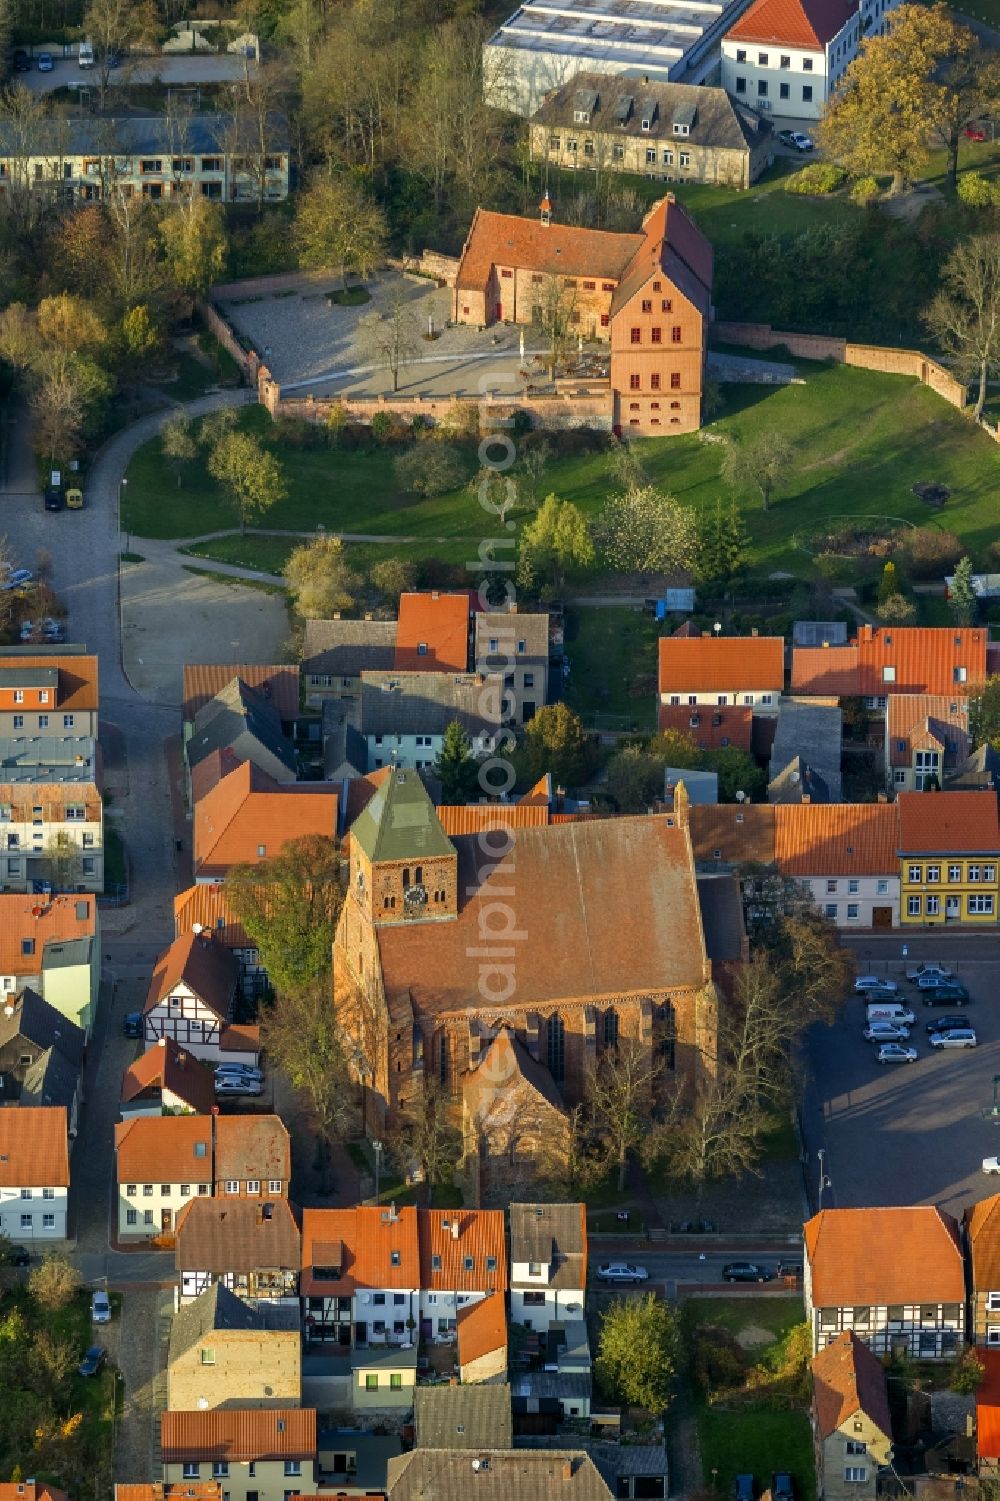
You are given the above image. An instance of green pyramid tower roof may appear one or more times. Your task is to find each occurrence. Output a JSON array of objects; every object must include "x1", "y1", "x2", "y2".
[{"x1": 351, "y1": 767, "x2": 455, "y2": 864}]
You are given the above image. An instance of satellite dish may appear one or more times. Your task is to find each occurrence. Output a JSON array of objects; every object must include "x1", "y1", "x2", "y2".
[
  {"x1": 192, "y1": 923, "x2": 204, "y2": 935},
  {"x1": 735, "y1": 790, "x2": 746, "y2": 803},
  {"x1": 472, "y1": 1461, "x2": 481, "y2": 1472},
  {"x1": 197, "y1": 1396, "x2": 209, "y2": 1410}
]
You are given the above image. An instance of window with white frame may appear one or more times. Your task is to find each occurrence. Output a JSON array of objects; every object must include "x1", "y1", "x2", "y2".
[
  {"x1": 969, "y1": 894, "x2": 994, "y2": 914},
  {"x1": 927, "y1": 896, "x2": 940, "y2": 916},
  {"x1": 848, "y1": 879, "x2": 859, "y2": 894},
  {"x1": 969, "y1": 865, "x2": 982, "y2": 883},
  {"x1": 246, "y1": 1180, "x2": 260, "y2": 1194},
  {"x1": 826, "y1": 879, "x2": 837, "y2": 894},
  {"x1": 926, "y1": 865, "x2": 940, "y2": 883},
  {"x1": 825, "y1": 904, "x2": 837, "y2": 919},
  {"x1": 988, "y1": 1328, "x2": 1000, "y2": 1346},
  {"x1": 908, "y1": 865, "x2": 922, "y2": 883},
  {"x1": 948, "y1": 864, "x2": 962, "y2": 882},
  {"x1": 908, "y1": 896, "x2": 921, "y2": 916},
  {"x1": 847, "y1": 904, "x2": 860, "y2": 920},
  {"x1": 844, "y1": 1469, "x2": 868, "y2": 1484},
  {"x1": 268, "y1": 1179, "x2": 282, "y2": 1193}
]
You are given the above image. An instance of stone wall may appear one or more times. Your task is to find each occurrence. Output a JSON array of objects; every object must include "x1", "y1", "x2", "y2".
[
  {"x1": 711, "y1": 321, "x2": 967, "y2": 409},
  {"x1": 197, "y1": 299, "x2": 257, "y2": 386}
]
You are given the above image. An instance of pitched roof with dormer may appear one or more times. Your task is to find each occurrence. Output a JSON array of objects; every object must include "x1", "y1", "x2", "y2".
[
  {"x1": 0, "y1": 893, "x2": 97, "y2": 985},
  {"x1": 193, "y1": 761, "x2": 341, "y2": 878},
  {"x1": 115, "y1": 1114, "x2": 214, "y2": 1183},
  {"x1": 804, "y1": 1207, "x2": 964, "y2": 1306},
  {"x1": 160, "y1": 1409, "x2": 315, "y2": 1464},
  {"x1": 792, "y1": 626, "x2": 987, "y2": 699},
  {"x1": 775, "y1": 803, "x2": 899, "y2": 877},
  {"x1": 300, "y1": 1205, "x2": 420, "y2": 1296},
  {"x1": 174, "y1": 1195, "x2": 300, "y2": 1273},
  {"x1": 510, "y1": 1202, "x2": 587, "y2": 1288},
  {"x1": 418, "y1": 1209, "x2": 508, "y2": 1292},
  {"x1": 456, "y1": 208, "x2": 643, "y2": 289},
  {"x1": 887, "y1": 694, "x2": 970, "y2": 770},
  {"x1": 657, "y1": 703, "x2": 753, "y2": 750},
  {"x1": 395, "y1": 593, "x2": 471, "y2": 673},
  {"x1": 182, "y1": 663, "x2": 299, "y2": 724},
  {"x1": 120, "y1": 1036, "x2": 216, "y2": 1114},
  {"x1": 811, "y1": 1330, "x2": 892, "y2": 1441}
]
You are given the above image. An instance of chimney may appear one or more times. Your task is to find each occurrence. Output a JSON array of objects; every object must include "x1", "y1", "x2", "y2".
[
  {"x1": 863, "y1": 623, "x2": 874, "y2": 642},
  {"x1": 562, "y1": 1461, "x2": 574, "y2": 1481},
  {"x1": 539, "y1": 191, "x2": 552, "y2": 227},
  {"x1": 673, "y1": 778, "x2": 690, "y2": 830},
  {"x1": 451, "y1": 1218, "x2": 460, "y2": 1240},
  {"x1": 751, "y1": 627, "x2": 758, "y2": 637}
]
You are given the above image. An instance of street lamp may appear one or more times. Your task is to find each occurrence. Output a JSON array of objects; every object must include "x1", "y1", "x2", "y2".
[
  {"x1": 713, "y1": 621, "x2": 722, "y2": 637},
  {"x1": 818, "y1": 1147, "x2": 827, "y2": 1209},
  {"x1": 373, "y1": 1138, "x2": 383, "y2": 1205}
]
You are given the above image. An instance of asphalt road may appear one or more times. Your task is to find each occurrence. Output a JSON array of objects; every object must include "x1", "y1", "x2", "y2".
[
  {"x1": 16, "y1": 52, "x2": 256, "y2": 93},
  {"x1": 802, "y1": 937, "x2": 1000, "y2": 1220}
]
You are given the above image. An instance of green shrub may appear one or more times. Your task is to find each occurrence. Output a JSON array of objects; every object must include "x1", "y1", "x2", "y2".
[
  {"x1": 851, "y1": 176, "x2": 880, "y2": 205},
  {"x1": 689, "y1": 1326, "x2": 750, "y2": 1396},
  {"x1": 784, "y1": 163, "x2": 847, "y2": 195},
  {"x1": 957, "y1": 172, "x2": 997, "y2": 208},
  {"x1": 370, "y1": 411, "x2": 394, "y2": 443}
]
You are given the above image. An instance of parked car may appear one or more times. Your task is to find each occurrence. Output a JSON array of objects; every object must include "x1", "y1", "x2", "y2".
[
  {"x1": 214, "y1": 1076, "x2": 263, "y2": 1097},
  {"x1": 929, "y1": 1028, "x2": 977, "y2": 1050},
  {"x1": 2, "y1": 1244, "x2": 30, "y2": 1266},
  {"x1": 91, "y1": 1290, "x2": 110, "y2": 1324},
  {"x1": 36, "y1": 51, "x2": 53, "y2": 70},
  {"x1": 122, "y1": 1012, "x2": 143, "y2": 1038},
  {"x1": 921, "y1": 984, "x2": 969, "y2": 1006},
  {"x1": 772, "y1": 1476, "x2": 795, "y2": 1501},
  {"x1": 907, "y1": 963, "x2": 953, "y2": 983},
  {"x1": 863, "y1": 984, "x2": 903, "y2": 1003},
  {"x1": 78, "y1": 1345, "x2": 106, "y2": 1377},
  {"x1": 965, "y1": 123, "x2": 987, "y2": 141},
  {"x1": 722, "y1": 1262, "x2": 774, "y2": 1283},
  {"x1": 2, "y1": 569, "x2": 33, "y2": 591},
  {"x1": 927, "y1": 1014, "x2": 973, "y2": 1034},
  {"x1": 19, "y1": 620, "x2": 36, "y2": 642},
  {"x1": 983, "y1": 1157, "x2": 1000, "y2": 1175},
  {"x1": 13, "y1": 49, "x2": 30, "y2": 71},
  {"x1": 877, "y1": 1043, "x2": 918, "y2": 1065},
  {"x1": 778, "y1": 130, "x2": 813, "y2": 150},
  {"x1": 866, "y1": 1002, "x2": 915, "y2": 1024},
  {"x1": 597, "y1": 1262, "x2": 649, "y2": 1284},
  {"x1": 78, "y1": 39, "x2": 94, "y2": 67},
  {"x1": 734, "y1": 1478, "x2": 755, "y2": 1501},
  {"x1": 864, "y1": 1022, "x2": 910, "y2": 1042},
  {"x1": 854, "y1": 975, "x2": 897, "y2": 994},
  {"x1": 44, "y1": 484, "x2": 64, "y2": 512},
  {"x1": 43, "y1": 618, "x2": 66, "y2": 642},
  {"x1": 65, "y1": 486, "x2": 84, "y2": 510},
  {"x1": 214, "y1": 1062, "x2": 264, "y2": 1082}
]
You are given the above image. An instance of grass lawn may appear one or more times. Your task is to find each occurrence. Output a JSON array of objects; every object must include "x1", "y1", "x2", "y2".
[
  {"x1": 564, "y1": 606, "x2": 660, "y2": 730},
  {"x1": 684, "y1": 1296, "x2": 804, "y2": 1342},
  {"x1": 124, "y1": 364, "x2": 1000, "y2": 579},
  {"x1": 699, "y1": 1406, "x2": 816, "y2": 1501},
  {"x1": 182, "y1": 533, "x2": 476, "y2": 576},
  {"x1": 759, "y1": 1111, "x2": 800, "y2": 1163},
  {"x1": 104, "y1": 827, "x2": 127, "y2": 889}
]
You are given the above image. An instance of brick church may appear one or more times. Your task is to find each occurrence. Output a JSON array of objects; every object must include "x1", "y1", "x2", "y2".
[
  {"x1": 452, "y1": 192, "x2": 713, "y2": 436},
  {"x1": 333, "y1": 768, "x2": 723, "y2": 1199}
]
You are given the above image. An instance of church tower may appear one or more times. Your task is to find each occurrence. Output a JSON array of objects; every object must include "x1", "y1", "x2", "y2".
[{"x1": 348, "y1": 767, "x2": 459, "y2": 926}]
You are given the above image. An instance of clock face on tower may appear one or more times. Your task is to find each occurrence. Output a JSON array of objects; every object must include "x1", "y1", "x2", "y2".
[{"x1": 403, "y1": 883, "x2": 428, "y2": 909}]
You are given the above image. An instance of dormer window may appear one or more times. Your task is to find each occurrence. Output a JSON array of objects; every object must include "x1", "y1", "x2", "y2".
[
  {"x1": 528, "y1": 1260, "x2": 541, "y2": 1276},
  {"x1": 672, "y1": 122, "x2": 690, "y2": 136},
  {"x1": 573, "y1": 109, "x2": 590, "y2": 123},
  {"x1": 391, "y1": 1250, "x2": 401, "y2": 1265}
]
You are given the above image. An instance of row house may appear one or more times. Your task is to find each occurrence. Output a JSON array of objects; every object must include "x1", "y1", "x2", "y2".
[
  {"x1": 791, "y1": 625, "x2": 988, "y2": 713},
  {"x1": 0, "y1": 649, "x2": 99, "y2": 740},
  {"x1": 160, "y1": 1409, "x2": 316, "y2": 1501},
  {"x1": 143, "y1": 931, "x2": 259, "y2": 1066},
  {"x1": 810, "y1": 1332, "x2": 893, "y2": 1501},
  {"x1": 0, "y1": 1105, "x2": 70, "y2": 1240},
  {"x1": 0, "y1": 891, "x2": 100, "y2": 1035},
  {"x1": 804, "y1": 1207, "x2": 965, "y2": 1359},
  {"x1": 299, "y1": 1205, "x2": 507, "y2": 1350},
  {"x1": 0, "y1": 985, "x2": 85, "y2": 1132},
  {"x1": 0, "y1": 114, "x2": 289, "y2": 206},
  {"x1": 529, "y1": 75, "x2": 773, "y2": 191},
  {"x1": 966, "y1": 1193, "x2": 1000, "y2": 1347},
  {"x1": 115, "y1": 1113, "x2": 290, "y2": 1240},
  {"x1": 358, "y1": 670, "x2": 506, "y2": 773},
  {"x1": 175, "y1": 1195, "x2": 301, "y2": 1306},
  {"x1": 473, "y1": 609, "x2": 550, "y2": 726},
  {"x1": 120, "y1": 1036, "x2": 217, "y2": 1119},
  {"x1": 0, "y1": 745, "x2": 104, "y2": 894},
  {"x1": 510, "y1": 1202, "x2": 587, "y2": 1332},
  {"x1": 886, "y1": 694, "x2": 970, "y2": 793},
  {"x1": 658, "y1": 633, "x2": 785, "y2": 715},
  {"x1": 897, "y1": 790, "x2": 1000, "y2": 927},
  {"x1": 166, "y1": 1282, "x2": 302, "y2": 1411}
]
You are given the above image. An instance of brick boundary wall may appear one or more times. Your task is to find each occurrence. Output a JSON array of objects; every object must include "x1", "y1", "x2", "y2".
[
  {"x1": 197, "y1": 297, "x2": 260, "y2": 387},
  {"x1": 711, "y1": 320, "x2": 968, "y2": 410}
]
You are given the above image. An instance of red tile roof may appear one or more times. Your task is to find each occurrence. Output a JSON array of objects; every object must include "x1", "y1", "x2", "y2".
[
  {"x1": 114, "y1": 1115, "x2": 213, "y2": 1184},
  {"x1": 144, "y1": 932, "x2": 239, "y2": 1020},
  {"x1": 811, "y1": 1331, "x2": 891, "y2": 1441},
  {"x1": 190, "y1": 746, "x2": 242, "y2": 804},
  {"x1": 174, "y1": 884, "x2": 250, "y2": 949},
  {"x1": 0, "y1": 1486, "x2": 69, "y2": 1501},
  {"x1": 174, "y1": 1195, "x2": 300, "y2": 1272},
  {"x1": 0, "y1": 892, "x2": 97, "y2": 980},
  {"x1": 887, "y1": 694, "x2": 969, "y2": 769},
  {"x1": 160, "y1": 1409, "x2": 316, "y2": 1463},
  {"x1": 456, "y1": 208, "x2": 642, "y2": 289},
  {"x1": 437, "y1": 803, "x2": 551, "y2": 836},
  {"x1": 804, "y1": 1207, "x2": 964, "y2": 1306},
  {"x1": 966, "y1": 1193, "x2": 1000, "y2": 1286},
  {"x1": 792, "y1": 627, "x2": 987, "y2": 698},
  {"x1": 727, "y1": 0, "x2": 858, "y2": 48},
  {"x1": 657, "y1": 703, "x2": 753, "y2": 751},
  {"x1": 395, "y1": 592, "x2": 471, "y2": 673},
  {"x1": 0, "y1": 651, "x2": 99, "y2": 710},
  {"x1": 658, "y1": 636, "x2": 784, "y2": 694},
  {"x1": 458, "y1": 1292, "x2": 507, "y2": 1369},
  {"x1": 194, "y1": 761, "x2": 341, "y2": 878},
  {"x1": 418, "y1": 1210, "x2": 508, "y2": 1292},
  {"x1": 979, "y1": 1350, "x2": 1000, "y2": 1460},
  {"x1": 214, "y1": 1114, "x2": 290, "y2": 1184},
  {"x1": 775, "y1": 803, "x2": 899, "y2": 877},
  {"x1": 0, "y1": 1105, "x2": 68, "y2": 1186},
  {"x1": 182, "y1": 664, "x2": 300, "y2": 723},
  {"x1": 116, "y1": 1486, "x2": 221, "y2": 1501},
  {"x1": 685, "y1": 804, "x2": 777, "y2": 866},
  {"x1": 896, "y1": 789, "x2": 1000, "y2": 853},
  {"x1": 121, "y1": 1037, "x2": 216, "y2": 1114},
  {"x1": 300, "y1": 1206, "x2": 420, "y2": 1296}
]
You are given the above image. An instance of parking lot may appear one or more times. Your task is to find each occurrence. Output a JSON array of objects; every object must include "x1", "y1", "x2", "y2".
[{"x1": 804, "y1": 951, "x2": 1000, "y2": 1218}]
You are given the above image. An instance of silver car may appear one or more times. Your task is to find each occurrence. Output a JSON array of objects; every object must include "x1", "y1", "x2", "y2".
[
  {"x1": 929, "y1": 1028, "x2": 977, "y2": 1050},
  {"x1": 91, "y1": 1290, "x2": 111, "y2": 1324},
  {"x1": 214, "y1": 1076, "x2": 262, "y2": 1097},
  {"x1": 597, "y1": 1262, "x2": 649, "y2": 1284},
  {"x1": 877, "y1": 1043, "x2": 918, "y2": 1065},
  {"x1": 864, "y1": 1022, "x2": 910, "y2": 1042}
]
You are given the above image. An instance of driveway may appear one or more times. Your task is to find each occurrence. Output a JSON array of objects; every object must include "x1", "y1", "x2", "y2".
[{"x1": 802, "y1": 936, "x2": 1000, "y2": 1219}]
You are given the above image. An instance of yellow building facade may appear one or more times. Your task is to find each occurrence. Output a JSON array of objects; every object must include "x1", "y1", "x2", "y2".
[{"x1": 897, "y1": 790, "x2": 1000, "y2": 927}]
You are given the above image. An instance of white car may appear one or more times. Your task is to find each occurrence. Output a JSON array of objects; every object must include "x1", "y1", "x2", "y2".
[
  {"x1": 916, "y1": 974, "x2": 958, "y2": 990},
  {"x1": 929, "y1": 1028, "x2": 977, "y2": 1049},
  {"x1": 855, "y1": 976, "x2": 898, "y2": 994},
  {"x1": 908, "y1": 964, "x2": 953, "y2": 984},
  {"x1": 597, "y1": 1262, "x2": 649, "y2": 1284},
  {"x1": 877, "y1": 1043, "x2": 918, "y2": 1065},
  {"x1": 864, "y1": 1022, "x2": 910, "y2": 1042},
  {"x1": 984, "y1": 1157, "x2": 1000, "y2": 1175},
  {"x1": 91, "y1": 1290, "x2": 111, "y2": 1324}
]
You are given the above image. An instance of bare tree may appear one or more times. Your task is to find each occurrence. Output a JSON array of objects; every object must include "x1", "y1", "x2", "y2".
[
  {"x1": 537, "y1": 275, "x2": 579, "y2": 378},
  {"x1": 588, "y1": 1040, "x2": 663, "y2": 1191},
  {"x1": 356, "y1": 286, "x2": 420, "y2": 393},
  {"x1": 388, "y1": 1078, "x2": 461, "y2": 1203},
  {"x1": 44, "y1": 831, "x2": 84, "y2": 891},
  {"x1": 925, "y1": 233, "x2": 1000, "y2": 421},
  {"x1": 83, "y1": 0, "x2": 159, "y2": 108},
  {"x1": 0, "y1": 87, "x2": 53, "y2": 238}
]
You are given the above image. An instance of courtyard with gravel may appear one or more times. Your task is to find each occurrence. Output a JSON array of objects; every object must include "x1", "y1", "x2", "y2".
[{"x1": 215, "y1": 271, "x2": 553, "y2": 397}]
